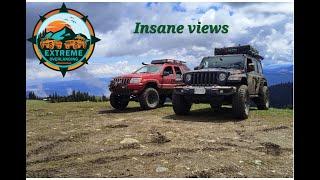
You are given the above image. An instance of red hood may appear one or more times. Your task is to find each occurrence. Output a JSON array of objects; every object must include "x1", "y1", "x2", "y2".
[{"x1": 115, "y1": 73, "x2": 159, "y2": 79}]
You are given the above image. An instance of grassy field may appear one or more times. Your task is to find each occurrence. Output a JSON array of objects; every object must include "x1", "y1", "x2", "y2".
[{"x1": 26, "y1": 100, "x2": 293, "y2": 178}]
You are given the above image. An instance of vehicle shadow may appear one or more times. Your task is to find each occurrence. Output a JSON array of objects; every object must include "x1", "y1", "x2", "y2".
[
  {"x1": 162, "y1": 104, "x2": 173, "y2": 107},
  {"x1": 98, "y1": 104, "x2": 173, "y2": 114},
  {"x1": 98, "y1": 107, "x2": 142, "y2": 114},
  {"x1": 162, "y1": 107, "x2": 256, "y2": 123}
]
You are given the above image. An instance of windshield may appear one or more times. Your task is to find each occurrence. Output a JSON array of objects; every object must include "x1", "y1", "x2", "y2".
[
  {"x1": 134, "y1": 65, "x2": 161, "y2": 73},
  {"x1": 200, "y1": 56, "x2": 245, "y2": 69}
]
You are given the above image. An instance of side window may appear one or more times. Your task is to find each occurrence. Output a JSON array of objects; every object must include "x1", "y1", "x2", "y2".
[
  {"x1": 258, "y1": 61, "x2": 263, "y2": 74},
  {"x1": 163, "y1": 66, "x2": 174, "y2": 76},
  {"x1": 253, "y1": 60, "x2": 259, "y2": 73},
  {"x1": 247, "y1": 58, "x2": 256, "y2": 72},
  {"x1": 174, "y1": 66, "x2": 182, "y2": 78}
]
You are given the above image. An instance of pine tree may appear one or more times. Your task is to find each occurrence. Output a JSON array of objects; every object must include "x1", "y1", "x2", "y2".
[{"x1": 28, "y1": 91, "x2": 37, "y2": 100}]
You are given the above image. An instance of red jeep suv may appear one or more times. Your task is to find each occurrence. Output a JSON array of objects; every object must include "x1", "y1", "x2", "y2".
[{"x1": 108, "y1": 59, "x2": 190, "y2": 110}]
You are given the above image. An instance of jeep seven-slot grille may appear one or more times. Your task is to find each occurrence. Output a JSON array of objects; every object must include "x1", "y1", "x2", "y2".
[
  {"x1": 113, "y1": 78, "x2": 130, "y2": 85},
  {"x1": 187, "y1": 72, "x2": 216, "y2": 86}
]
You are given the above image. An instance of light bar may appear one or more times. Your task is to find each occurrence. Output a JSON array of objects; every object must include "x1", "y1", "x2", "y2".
[{"x1": 151, "y1": 59, "x2": 186, "y2": 64}]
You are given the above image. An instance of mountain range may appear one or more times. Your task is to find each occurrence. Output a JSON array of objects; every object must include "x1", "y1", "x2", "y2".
[
  {"x1": 26, "y1": 78, "x2": 111, "y2": 97},
  {"x1": 42, "y1": 26, "x2": 88, "y2": 41},
  {"x1": 269, "y1": 82, "x2": 293, "y2": 108},
  {"x1": 263, "y1": 64, "x2": 293, "y2": 85}
]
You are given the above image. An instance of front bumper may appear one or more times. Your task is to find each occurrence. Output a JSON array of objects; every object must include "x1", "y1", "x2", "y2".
[
  {"x1": 174, "y1": 85, "x2": 236, "y2": 96},
  {"x1": 109, "y1": 83, "x2": 144, "y2": 95}
]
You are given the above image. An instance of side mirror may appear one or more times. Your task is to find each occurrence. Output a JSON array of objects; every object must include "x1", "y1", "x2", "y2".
[{"x1": 163, "y1": 71, "x2": 170, "y2": 76}]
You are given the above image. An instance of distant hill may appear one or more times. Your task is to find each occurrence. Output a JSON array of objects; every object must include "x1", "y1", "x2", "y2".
[
  {"x1": 50, "y1": 26, "x2": 76, "y2": 41},
  {"x1": 268, "y1": 82, "x2": 293, "y2": 108},
  {"x1": 26, "y1": 78, "x2": 112, "y2": 97},
  {"x1": 44, "y1": 32, "x2": 54, "y2": 39},
  {"x1": 41, "y1": 26, "x2": 88, "y2": 42},
  {"x1": 264, "y1": 65, "x2": 293, "y2": 85}
]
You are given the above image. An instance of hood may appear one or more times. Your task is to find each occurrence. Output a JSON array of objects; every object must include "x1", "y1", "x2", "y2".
[
  {"x1": 114, "y1": 72, "x2": 159, "y2": 79},
  {"x1": 187, "y1": 68, "x2": 244, "y2": 75}
]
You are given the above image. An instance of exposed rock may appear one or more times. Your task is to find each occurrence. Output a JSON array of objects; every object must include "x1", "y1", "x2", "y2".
[
  {"x1": 156, "y1": 166, "x2": 168, "y2": 173},
  {"x1": 261, "y1": 142, "x2": 281, "y2": 156},
  {"x1": 254, "y1": 160, "x2": 262, "y2": 166},
  {"x1": 120, "y1": 138, "x2": 140, "y2": 148},
  {"x1": 150, "y1": 131, "x2": 170, "y2": 144}
]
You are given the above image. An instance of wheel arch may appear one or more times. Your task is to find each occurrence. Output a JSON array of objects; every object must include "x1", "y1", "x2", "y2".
[
  {"x1": 143, "y1": 81, "x2": 160, "y2": 90},
  {"x1": 263, "y1": 80, "x2": 268, "y2": 86}
]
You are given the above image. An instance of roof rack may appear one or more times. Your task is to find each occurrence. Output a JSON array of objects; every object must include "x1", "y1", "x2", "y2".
[
  {"x1": 151, "y1": 59, "x2": 186, "y2": 64},
  {"x1": 214, "y1": 45, "x2": 263, "y2": 60}
]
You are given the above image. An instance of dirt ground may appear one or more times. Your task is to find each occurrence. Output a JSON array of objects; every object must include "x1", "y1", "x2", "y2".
[{"x1": 26, "y1": 100, "x2": 293, "y2": 178}]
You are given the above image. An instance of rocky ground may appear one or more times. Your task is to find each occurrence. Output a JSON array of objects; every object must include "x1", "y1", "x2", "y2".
[{"x1": 26, "y1": 100, "x2": 293, "y2": 178}]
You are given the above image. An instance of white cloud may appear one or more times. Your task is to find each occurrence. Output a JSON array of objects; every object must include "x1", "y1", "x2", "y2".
[
  {"x1": 250, "y1": 23, "x2": 293, "y2": 67},
  {"x1": 180, "y1": 2, "x2": 218, "y2": 12},
  {"x1": 236, "y1": 3, "x2": 294, "y2": 15},
  {"x1": 27, "y1": 2, "x2": 293, "y2": 82},
  {"x1": 93, "y1": 2, "x2": 292, "y2": 61},
  {"x1": 27, "y1": 84, "x2": 48, "y2": 97},
  {"x1": 67, "y1": 88, "x2": 73, "y2": 95},
  {"x1": 191, "y1": 45, "x2": 207, "y2": 52},
  {"x1": 87, "y1": 60, "x2": 139, "y2": 77},
  {"x1": 26, "y1": 59, "x2": 61, "y2": 80},
  {"x1": 68, "y1": 67, "x2": 108, "y2": 95}
]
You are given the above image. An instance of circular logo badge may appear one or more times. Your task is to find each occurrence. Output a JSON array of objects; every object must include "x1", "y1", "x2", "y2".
[{"x1": 28, "y1": 3, "x2": 100, "y2": 77}]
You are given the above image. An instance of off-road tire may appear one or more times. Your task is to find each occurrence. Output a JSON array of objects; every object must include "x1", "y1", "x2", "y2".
[
  {"x1": 255, "y1": 86, "x2": 270, "y2": 110},
  {"x1": 158, "y1": 96, "x2": 166, "y2": 107},
  {"x1": 109, "y1": 93, "x2": 129, "y2": 110},
  {"x1": 139, "y1": 87, "x2": 160, "y2": 109},
  {"x1": 172, "y1": 92, "x2": 192, "y2": 115},
  {"x1": 232, "y1": 85, "x2": 250, "y2": 119}
]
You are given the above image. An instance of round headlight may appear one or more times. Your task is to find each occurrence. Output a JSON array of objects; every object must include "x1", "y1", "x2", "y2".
[
  {"x1": 185, "y1": 74, "x2": 192, "y2": 82},
  {"x1": 218, "y1": 73, "x2": 227, "y2": 81}
]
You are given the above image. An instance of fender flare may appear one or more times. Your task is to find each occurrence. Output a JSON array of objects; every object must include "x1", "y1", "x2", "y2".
[{"x1": 142, "y1": 80, "x2": 161, "y2": 89}]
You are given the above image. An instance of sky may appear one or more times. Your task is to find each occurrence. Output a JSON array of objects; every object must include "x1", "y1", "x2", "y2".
[{"x1": 26, "y1": 2, "x2": 293, "y2": 85}]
